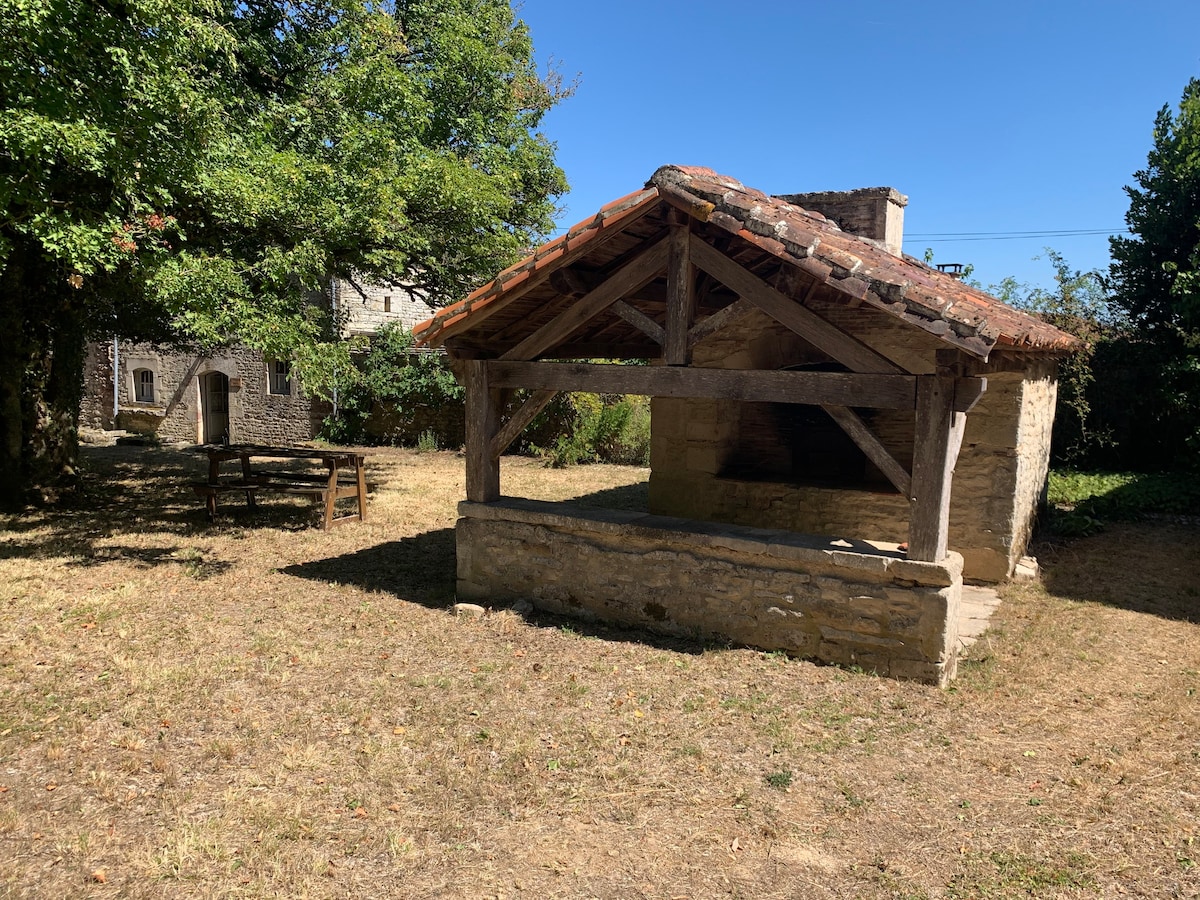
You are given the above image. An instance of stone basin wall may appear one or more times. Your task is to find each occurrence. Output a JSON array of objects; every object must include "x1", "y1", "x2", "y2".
[{"x1": 456, "y1": 498, "x2": 964, "y2": 686}]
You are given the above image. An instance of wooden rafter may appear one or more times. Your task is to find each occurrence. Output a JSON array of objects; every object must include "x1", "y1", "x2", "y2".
[
  {"x1": 687, "y1": 298, "x2": 752, "y2": 347},
  {"x1": 612, "y1": 301, "x2": 665, "y2": 345},
  {"x1": 687, "y1": 235, "x2": 908, "y2": 375},
  {"x1": 500, "y1": 237, "x2": 669, "y2": 362},
  {"x1": 433, "y1": 195, "x2": 662, "y2": 345}
]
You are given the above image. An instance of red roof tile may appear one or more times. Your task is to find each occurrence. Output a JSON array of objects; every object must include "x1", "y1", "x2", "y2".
[{"x1": 414, "y1": 167, "x2": 1080, "y2": 359}]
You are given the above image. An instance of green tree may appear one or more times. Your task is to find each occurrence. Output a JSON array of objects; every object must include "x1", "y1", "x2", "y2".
[
  {"x1": 982, "y1": 251, "x2": 1121, "y2": 467},
  {"x1": 0, "y1": 0, "x2": 567, "y2": 506},
  {"x1": 1108, "y1": 78, "x2": 1200, "y2": 467},
  {"x1": 1109, "y1": 78, "x2": 1200, "y2": 335}
]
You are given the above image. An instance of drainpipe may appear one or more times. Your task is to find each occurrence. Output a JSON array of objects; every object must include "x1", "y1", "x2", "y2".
[
  {"x1": 112, "y1": 336, "x2": 119, "y2": 424},
  {"x1": 330, "y1": 278, "x2": 340, "y2": 418}
]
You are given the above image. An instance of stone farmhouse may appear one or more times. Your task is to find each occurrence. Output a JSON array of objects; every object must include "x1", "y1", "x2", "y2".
[
  {"x1": 414, "y1": 165, "x2": 1079, "y2": 685},
  {"x1": 80, "y1": 276, "x2": 433, "y2": 445}
]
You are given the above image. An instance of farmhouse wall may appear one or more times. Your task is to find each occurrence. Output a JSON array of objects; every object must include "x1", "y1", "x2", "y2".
[
  {"x1": 80, "y1": 342, "x2": 116, "y2": 429},
  {"x1": 336, "y1": 277, "x2": 434, "y2": 336},
  {"x1": 456, "y1": 498, "x2": 963, "y2": 686},
  {"x1": 96, "y1": 343, "x2": 326, "y2": 444}
]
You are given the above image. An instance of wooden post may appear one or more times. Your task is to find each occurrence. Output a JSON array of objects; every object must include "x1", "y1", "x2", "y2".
[
  {"x1": 907, "y1": 373, "x2": 965, "y2": 561},
  {"x1": 665, "y1": 210, "x2": 694, "y2": 365},
  {"x1": 464, "y1": 359, "x2": 501, "y2": 502},
  {"x1": 355, "y1": 454, "x2": 367, "y2": 522}
]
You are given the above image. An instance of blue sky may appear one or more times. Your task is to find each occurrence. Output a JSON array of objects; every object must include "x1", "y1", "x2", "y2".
[{"x1": 515, "y1": 0, "x2": 1200, "y2": 293}]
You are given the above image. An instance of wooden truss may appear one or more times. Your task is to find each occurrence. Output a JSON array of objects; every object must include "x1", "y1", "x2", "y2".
[{"x1": 460, "y1": 213, "x2": 986, "y2": 563}]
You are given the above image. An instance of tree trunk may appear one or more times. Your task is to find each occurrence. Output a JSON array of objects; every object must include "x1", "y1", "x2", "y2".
[{"x1": 0, "y1": 244, "x2": 86, "y2": 509}]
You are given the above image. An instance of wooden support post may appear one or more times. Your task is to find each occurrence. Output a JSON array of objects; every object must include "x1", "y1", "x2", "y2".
[
  {"x1": 907, "y1": 373, "x2": 966, "y2": 561},
  {"x1": 464, "y1": 360, "x2": 501, "y2": 502},
  {"x1": 665, "y1": 211, "x2": 694, "y2": 365},
  {"x1": 355, "y1": 455, "x2": 367, "y2": 522}
]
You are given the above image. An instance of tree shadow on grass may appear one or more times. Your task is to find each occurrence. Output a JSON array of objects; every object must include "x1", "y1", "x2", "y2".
[
  {"x1": 281, "y1": 524, "x2": 719, "y2": 656},
  {"x1": 0, "y1": 443, "x2": 222, "y2": 567},
  {"x1": 1033, "y1": 521, "x2": 1200, "y2": 624},
  {"x1": 281, "y1": 527, "x2": 459, "y2": 609}
]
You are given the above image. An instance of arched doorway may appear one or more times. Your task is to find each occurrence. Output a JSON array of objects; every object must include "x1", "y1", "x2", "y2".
[{"x1": 200, "y1": 371, "x2": 230, "y2": 444}]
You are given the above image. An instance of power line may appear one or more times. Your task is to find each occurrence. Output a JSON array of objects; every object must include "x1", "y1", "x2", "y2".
[
  {"x1": 907, "y1": 228, "x2": 1126, "y2": 236},
  {"x1": 908, "y1": 229, "x2": 1130, "y2": 243}
]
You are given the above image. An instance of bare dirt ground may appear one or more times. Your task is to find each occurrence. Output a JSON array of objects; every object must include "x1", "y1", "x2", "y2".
[{"x1": 1, "y1": 443, "x2": 1197, "y2": 899}]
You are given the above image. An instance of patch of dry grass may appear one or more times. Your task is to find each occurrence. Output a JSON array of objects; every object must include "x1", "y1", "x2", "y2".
[{"x1": 0, "y1": 444, "x2": 1197, "y2": 898}]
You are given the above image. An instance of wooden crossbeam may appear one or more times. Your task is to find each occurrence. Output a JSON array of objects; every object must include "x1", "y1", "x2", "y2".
[
  {"x1": 491, "y1": 390, "x2": 558, "y2": 457},
  {"x1": 500, "y1": 238, "x2": 669, "y2": 362},
  {"x1": 687, "y1": 298, "x2": 752, "y2": 347},
  {"x1": 486, "y1": 361, "x2": 919, "y2": 409},
  {"x1": 611, "y1": 301, "x2": 665, "y2": 345},
  {"x1": 821, "y1": 405, "x2": 912, "y2": 497},
  {"x1": 688, "y1": 235, "x2": 906, "y2": 375}
]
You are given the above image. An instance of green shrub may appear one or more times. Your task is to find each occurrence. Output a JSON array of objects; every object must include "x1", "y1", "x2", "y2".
[
  {"x1": 536, "y1": 393, "x2": 651, "y2": 467},
  {"x1": 320, "y1": 323, "x2": 464, "y2": 447}
]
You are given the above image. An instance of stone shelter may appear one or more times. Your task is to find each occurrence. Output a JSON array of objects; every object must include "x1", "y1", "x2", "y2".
[
  {"x1": 413, "y1": 165, "x2": 1079, "y2": 685},
  {"x1": 81, "y1": 275, "x2": 433, "y2": 445}
]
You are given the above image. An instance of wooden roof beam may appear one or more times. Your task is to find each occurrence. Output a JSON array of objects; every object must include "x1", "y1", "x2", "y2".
[
  {"x1": 687, "y1": 235, "x2": 909, "y2": 375},
  {"x1": 499, "y1": 237, "x2": 669, "y2": 361}
]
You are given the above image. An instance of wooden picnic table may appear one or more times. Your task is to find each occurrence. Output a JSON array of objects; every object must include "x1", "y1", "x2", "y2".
[{"x1": 192, "y1": 444, "x2": 367, "y2": 529}]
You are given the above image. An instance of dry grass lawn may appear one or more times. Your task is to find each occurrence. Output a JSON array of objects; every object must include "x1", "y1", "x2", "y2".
[{"x1": 1, "y1": 443, "x2": 1198, "y2": 899}]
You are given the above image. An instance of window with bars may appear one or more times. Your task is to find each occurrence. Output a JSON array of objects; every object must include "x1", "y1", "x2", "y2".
[
  {"x1": 268, "y1": 359, "x2": 292, "y2": 395},
  {"x1": 133, "y1": 368, "x2": 155, "y2": 403}
]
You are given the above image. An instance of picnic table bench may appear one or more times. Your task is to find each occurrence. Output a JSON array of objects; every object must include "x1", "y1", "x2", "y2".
[{"x1": 192, "y1": 444, "x2": 367, "y2": 530}]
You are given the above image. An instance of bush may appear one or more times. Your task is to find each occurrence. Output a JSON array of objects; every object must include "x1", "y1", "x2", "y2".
[
  {"x1": 532, "y1": 393, "x2": 651, "y2": 467},
  {"x1": 320, "y1": 323, "x2": 464, "y2": 447}
]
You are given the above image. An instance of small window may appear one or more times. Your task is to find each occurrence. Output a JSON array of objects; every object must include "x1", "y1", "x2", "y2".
[
  {"x1": 383, "y1": 295, "x2": 392, "y2": 313},
  {"x1": 268, "y1": 360, "x2": 292, "y2": 396},
  {"x1": 134, "y1": 368, "x2": 155, "y2": 403}
]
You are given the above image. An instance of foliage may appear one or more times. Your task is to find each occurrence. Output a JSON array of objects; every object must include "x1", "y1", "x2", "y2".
[
  {"x1": 1105, "y1": 78, "x2": 1200, "y2": 467},
  {"x1": 1110, "y1": 78, "x2": 1200, "y2": 336},
  {"x1": 1044, "y1": 469, "x2": 1200, "y2": 536},
  {"x1": 534, "y1": 393, "x2": 652, "y2": 467},
  {"x1": 0, "y1": 0, "x2": 569, "y2": 504},
  {"x1": 981, "y1": 251, "x2": 1123, "y2": 467},
  {"x1": 321, "y1": 323, "x2": 464, "y2": 446}
]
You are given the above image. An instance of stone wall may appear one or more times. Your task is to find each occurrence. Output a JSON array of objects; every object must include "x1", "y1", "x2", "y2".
[
  {"x1": 80, "y1": 342, "x2": 116, "y2": 429},
  {"x1": 99, "y1": 343, "x2": 325, "y2": 445},
  {"x1": 336, "y1": 277, "x2": 435, "y2": 337},
  {"x1": 457, "y1": 498, "x2": 964, "y2": 685},
  {"x1": 648, "y1": 304, "x2": 1060, "y2": 583},
  {"x1": 773, "y1": 187, "x2": 907, "y2": 257}
]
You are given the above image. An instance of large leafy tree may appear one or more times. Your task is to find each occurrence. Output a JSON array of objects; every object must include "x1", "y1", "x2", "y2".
[
  {"x1": 0, "y1": 0, "x2": 567, "y2": 506},
  {"x1": 1110, "y1": 78, "x2": 1200, "y2": 335},
  {"x1": 1108, "y1": 78, "x2": 1200, "y2": 466}
]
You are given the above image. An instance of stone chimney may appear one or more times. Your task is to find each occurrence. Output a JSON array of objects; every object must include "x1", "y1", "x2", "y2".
[{"x1": 773, "y1": 187, "x2": 908, "y2": 257}]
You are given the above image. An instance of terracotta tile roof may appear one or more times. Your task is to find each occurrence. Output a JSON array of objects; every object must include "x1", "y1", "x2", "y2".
[{"x1": 414, "y1": 166, "x2": 1080, "y2": 359}]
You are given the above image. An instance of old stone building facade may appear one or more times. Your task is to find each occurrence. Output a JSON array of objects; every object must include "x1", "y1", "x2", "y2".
[{"x1": 80, "y1": 276, "x2": 433, "y2": 444}]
